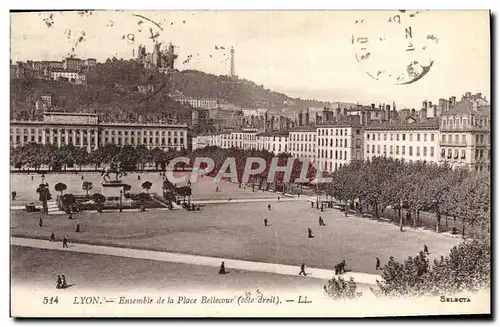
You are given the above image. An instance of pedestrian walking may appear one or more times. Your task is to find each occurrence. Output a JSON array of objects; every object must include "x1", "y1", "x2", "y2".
[
  {"x1": 215, "y1": 186, "x2": 219, "y2": 192},
  {"x1": 11, "y1": 191, "x2": 16, "y2": 201},
  {"x1": 268, "y1": 204, "x2": 271, "y2": 211},
  {"x1": 81, "y1": 175, "x2": 84, "y2": 180},
  {"x1": 68, "y1": 212, "x2": 73, "y2": 219},
  {"x1": 264, "y1": 218, "x2": 268, "y2": 226},
  {"x1": 137, "y1": 175, "x2": 141, "y2": 181},
  {"x1": 424, "y1": 244, "x2": 429, "y2": 255},
  {"x1": 31, "y1": 176, "x2": 34, "y2": 181},
  {"x1": 39, "y1": 217, "x2": 43, "y2": 228},
  {"x1": 56, "y1": 275, "x2": 62, "y2": 289},
  {"x1": 61, "y1": 275, "x2": 68, "y2": 288},
  {"x1": 219, "y1": 261, "x2": 227, "y2": 275},
  {"x1": 50, "y1": 232, "x2": 55, "y2": 242},
  {"x1": 277, "y1": 196, "x2": 280, "y2": 202},
  {"x1": 308, "y1": 228, "x2": 314, "y2": 238},
  {"x1": 376, "y1": 257, "x2": 381, "y2": 270},
  {"x1": 299, "y1": 263, "x2": 307, "y2": 276},
  {"x1": 75, "y1": 224, "x2": 80, "y2": 233},
  {"x1": 319, "y1": 216, "x2": 325, "y2": 226},
  {"x1": 62, "y1": 236, "x2": 68, "y2": 248}
]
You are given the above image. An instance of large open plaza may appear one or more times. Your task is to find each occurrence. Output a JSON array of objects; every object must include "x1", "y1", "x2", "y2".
[{"x1": 11, "y1": 171, "x2": 460, "y2": 279}]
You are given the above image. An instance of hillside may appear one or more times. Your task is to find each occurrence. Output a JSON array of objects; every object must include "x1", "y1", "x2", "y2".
[
  {"x1": 11, "y1": 59, "x2": 333, "y2": 122},
  {"x1": 169, "y1": 69, "x2": 331, "y2": 111}
]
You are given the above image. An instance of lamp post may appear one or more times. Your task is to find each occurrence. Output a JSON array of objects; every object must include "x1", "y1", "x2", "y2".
[{"x1": 119, "y1": 189, "x2": 123, "y2": 212}]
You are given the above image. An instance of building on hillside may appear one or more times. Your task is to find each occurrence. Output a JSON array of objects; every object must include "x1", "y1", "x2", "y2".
[
  {"x1": 255, "y1": 131, "x2": 289, "y2": 154},
  {"x1": 288, "y1": 126, "x2": 316, "y2": 162},
  {"x1": 50, "y1": 70, "x2": 87, "y2": 84},
  {"x1": 439, "y1": 98, "x2": 490, "y2": 171},
  {"x1": 10, "y1": 112, "x2": 188, "y2": 153},
  {"x1": 316, "y1": 120, "x2": 364, "y2": 173},
  {"x1": 364, "y1": 118, "x2": 440, "y2": 164}
]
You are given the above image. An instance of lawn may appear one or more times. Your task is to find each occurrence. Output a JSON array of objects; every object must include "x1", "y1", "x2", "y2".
[
  {"x1": 10, "y1": 172, "x2": 279, "y2": 206},
  {"x1": 11, "y1": 200, "x2": 461, "y2": 274},
  {"x1": 11, "y1": 246, "x2": 326, "y2": 293}
]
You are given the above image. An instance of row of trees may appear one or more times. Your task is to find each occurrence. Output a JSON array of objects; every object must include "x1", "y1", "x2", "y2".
[
  {"x1": 192, "y1": 146, "x2": 318, "y2": 193},
  {"x1": 11, "y1": 143, "x2": 189, "y2": 172},
  {"x1": 325, "y1": 239, "x2": 490, "y2": 300},
  {"x1": 322, "y1": 157, "x2": 490, "y2": 236}
]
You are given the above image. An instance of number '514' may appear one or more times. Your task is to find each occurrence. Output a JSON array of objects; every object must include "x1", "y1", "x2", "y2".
[{"x1": 42, "y1": 296, "x2": 59, "y2": 304}]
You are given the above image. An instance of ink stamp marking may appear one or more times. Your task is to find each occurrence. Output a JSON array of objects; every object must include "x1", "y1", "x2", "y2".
[{"x1": 352, "y1": 10, "x2": 439, "y2": 85}]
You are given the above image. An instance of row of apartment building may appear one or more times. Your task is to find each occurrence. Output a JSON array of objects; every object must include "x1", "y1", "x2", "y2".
[
  {"x1": 10, "y1": 112, "x2": 189, "y2": 153},
  {"x1": 193, "y1": 97, "x2": 491, "y2": 172}
]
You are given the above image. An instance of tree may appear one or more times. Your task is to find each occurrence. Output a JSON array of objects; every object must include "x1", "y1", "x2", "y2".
[
  {"x1": 54, "y1": 182, "x2": 67, "y2": 196},
  {"x1": 141, "y1": 181, "x2": 153, "y2": 194},
  {"x1": 91, "y1": 193, "x2": 106, "y2": 213},
  {"x1": 82, "y1": 181, "x2": 93, "y2": 197},
  {"x1": 324, "y1": 276, "x2": 363, "y2": 300},
  {"x1": 60, "y1": 193, "x2": 77, "y2": 214},
  {"x1": 137, "y1": 192, "x2": 150, "y2": 211},
  {"x1": 36, "y1": 183, "x2": 52, "y2": 214},
  {"x1": 373, "y1": 240, "x2": 490, "y2": 298}
]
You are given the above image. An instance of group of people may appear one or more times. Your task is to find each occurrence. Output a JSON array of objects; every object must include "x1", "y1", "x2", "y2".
[
  {"x1": 56, "y1": 275, "x2": 68, "y2": 289},
  {"x1": 49, "y1": 232, "x2": 69, "y2": 248}
]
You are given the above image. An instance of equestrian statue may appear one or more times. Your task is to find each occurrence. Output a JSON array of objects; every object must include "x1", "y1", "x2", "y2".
[{"x1": 101, "y1": 158, "x2": 124, "y2": 182}]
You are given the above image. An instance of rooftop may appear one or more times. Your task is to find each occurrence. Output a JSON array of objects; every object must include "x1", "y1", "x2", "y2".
[
  {"x1": 441, "y1": 99, "x2": 491, "y2": 116},
  {"x1": 365, "y1": 118, "x2": 440, "y2": 131}
]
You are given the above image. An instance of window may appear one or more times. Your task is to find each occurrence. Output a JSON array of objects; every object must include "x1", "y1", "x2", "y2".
[
  {"x1": 367, "y1": 145, "x2": 370, "y2": 153},
  {"x1": 396, "y1": 146, "x2": 399, "y2": 155},
  {"x1": 372, "y1": 134, "x2": 375, "y2": 140},
  {"x1": 356, "y1": 139, "x2": 361, "y2": 148},
  {"x1": 377, "y1": 145, "x2": 381, "y2": 154},
  {"x1": 384, "y1": 133, "x2": 387, "y2": 141},
  {"x1": 409, "y1": 134, "x2": 413, "y2": 141},
  {"x1": 390, "y1": 133, "x2": 393, "y2": 141},
  {"x1": 345, "y1": 151, "x2": 347, "y2": 159},
  {"x1": 480, "y1": 134, "x2": 484, "y2": 144},
  {"x1": 383, "y1": 145, "x2": 387, "y2": 154},
  {"x1": 455, "y1": 134, "x2": 459, "y2": 143},
  {"x1": 417, "y1": 133, "x2": 420, "y2": 142},
  {"x1": 396, "y1": 134, "x2": 399, "y2": 141},
  {"x1": 416, "y1": 147, "x2": 420, "y2": 156},
  {"x1": 402, "y1": 146, "x2": 406, "y2": 155},
  {"x1": 402, "y1": 134, "x2": 406, "y2": 141},
  {"x1": 448, "y1": 135, "x2": 452, "y2": 143},
  {"x1": 340, "y1": 129, "x2": 343, "y2": 136},
  {"x1": 423, "y1": 147, "x2": 427, "y2": 156},
  {"x1": 356, "y1": 129, "x2": 360, "y2": 135},
  {"x1": 454, "y1": 149, "x2": 459, "y2": 159},
  {"x1": 430, "y1": 147, "x2": 434, "y2": 157},
  {"x1": 461, "y1": 149, "x2": 466, "y2": 159},
  {"x1": 377, "y1": 134, "x2": 381, "y2": 141},
  {"x1": 431, "y1": 134, "x2": 434, "y2": 142},
  {"x1": 335, "y1": 150, "x2": 338, "y2": 160},
  {"x1": 335, "y1": 139, "x2": 338, "y2": 147},
  {"x1": 390, "y1": 145, "x2": 393, "y2": 155},
  {"x1": 409, "y1": 146, "x2": 413, "y2": 156},
  {"x1": 339, "y1": 151, "x2": 343, "y2": 160},
  {"x1": 344, "y1": 139, "x2": 348, "y2": 147},
  {"x1": 372, "y1": 145, "x2": 375, "y2": 153},
  {"x1": 476, "y1": 134, "x2": 479, "y2": 143},
  {"x1": 448, "y1": 149, "x2": 452, "y2": 158}
]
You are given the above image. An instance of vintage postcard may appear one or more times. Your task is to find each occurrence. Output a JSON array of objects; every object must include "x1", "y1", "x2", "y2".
[{"x1": 10, "y1": 10, "x2": 491, "y2": 317}]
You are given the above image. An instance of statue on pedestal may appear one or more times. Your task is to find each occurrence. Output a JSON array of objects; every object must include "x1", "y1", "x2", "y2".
[{"x1": 101, "y1": 157, "x2": 124, "y2": 183}]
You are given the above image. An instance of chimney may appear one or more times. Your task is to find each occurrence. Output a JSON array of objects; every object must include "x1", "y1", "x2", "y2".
[
  {"x1": 420, "y1": 108, "x2": 427, "y2": 121},
  {"x1": 411, "y1": 108, "x2": 416, "y2": 116},
  {"x1": 422, "y1": 101, "x2": 428, "y2": 109},
  {"x1": 428, "y1": 101, "x2": 432, "y2": 108},
  {"x1": 305, "y1": 109, "x2": 310, "y2": 126},
  {"x1": 342, "y1": 107, "x2": 347, "y2": 117},
  {"x1": 450, "y1": 96, "x2": 457, "y2": 107},
  {"x1": 335, "y1": 108, "x2": 341, "y2": 121},
  {"x1": 298, "y1": 111, "x2": 303, "y2": 126},
  {"x1": 433, "y1": 104, "x2": 438, "y2": 117},
  {"x1": 371, "y1": 103, "x2": 375, "y2": 109},
  {"x1": 476, "y1": 93, "x2": 482, "y2": 98},
  {"x1": 386, "y1": 104, "x2": 391, "y2": 121}
]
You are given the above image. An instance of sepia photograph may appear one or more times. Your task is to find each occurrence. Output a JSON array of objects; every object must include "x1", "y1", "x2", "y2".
[{"x1": 8, "y1": 8, "x2": 491, "y2": 318}]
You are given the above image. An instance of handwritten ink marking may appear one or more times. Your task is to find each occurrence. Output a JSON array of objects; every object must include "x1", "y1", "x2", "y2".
[{"x1": 405, "y1": 26, "x2": 413, "y2": 39}]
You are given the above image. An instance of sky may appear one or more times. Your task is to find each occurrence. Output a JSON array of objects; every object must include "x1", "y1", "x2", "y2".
[{"x1": 10, "y1": 10, "x2": 490, "y2": 109}]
